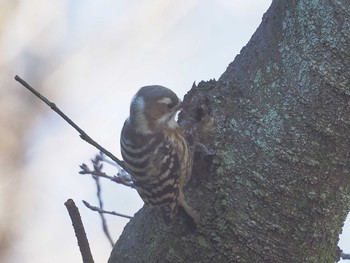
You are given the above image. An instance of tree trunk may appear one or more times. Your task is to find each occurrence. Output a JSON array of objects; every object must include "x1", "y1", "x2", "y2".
[{"x1": 109, "y1": 0, "x2": 350, "y2": 262}]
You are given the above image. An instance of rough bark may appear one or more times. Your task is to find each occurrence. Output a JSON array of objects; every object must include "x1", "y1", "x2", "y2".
[{"x1": 109, "y1": 0, "x2": 350, "y2": 262}]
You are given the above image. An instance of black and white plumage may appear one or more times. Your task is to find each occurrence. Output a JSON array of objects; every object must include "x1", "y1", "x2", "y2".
[{"x1": 120, "y1": 85, "x2": 199, "y2": 223}]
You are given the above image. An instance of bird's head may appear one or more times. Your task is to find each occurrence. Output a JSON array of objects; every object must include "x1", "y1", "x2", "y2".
[{"x1": 129, "y1": 85, "x2": 181, "y2": 134}]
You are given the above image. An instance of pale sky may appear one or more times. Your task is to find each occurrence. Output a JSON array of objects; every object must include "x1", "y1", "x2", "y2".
[{"x1": 3, "y1": 1, "x2": 349, "y2": 262}]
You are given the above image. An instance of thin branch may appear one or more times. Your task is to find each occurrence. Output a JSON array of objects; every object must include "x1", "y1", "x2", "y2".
[
  {"x1": 14, "y1": 75, "x2": 126, "y2": 170},
  {"x1": 83, "y1": 200, "x2": 133, "y2": 219},
  {"x1": 342, "y1": 252, "x2": 350, "y2": 260},
  {"x1": 16, "y1": 76, "x2": 133, "y2": 251},
  {"x1": 93, "y1": 176, "x2": 114, "y2": 247},
  {"x1": 64, "y1": 199, "x2": 94, "y2": 263},
  {"x1": 100, "y1": 153, "x2": 124, "y2": 167},
  {"x1": 91, "y1": 157, "x2": 114, "y2": 247},
  {"x1": 79, "y1": 166, "x2": 130, "y2": 185},
  {"x1": 80, "y1": 154, "x2": 132, "y2": 246},
  {"x1": 79, "y1": 155, "x2": 134, "y2": 188}
]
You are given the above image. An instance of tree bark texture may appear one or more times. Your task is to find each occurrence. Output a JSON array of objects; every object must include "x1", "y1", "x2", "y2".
[{"x1": 109, "y1": 0, "x2": 350, "y2": 262}]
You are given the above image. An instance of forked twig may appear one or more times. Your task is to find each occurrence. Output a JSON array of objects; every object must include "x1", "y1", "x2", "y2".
[
  {"x1": 80, "y1": 153, "x2": 134, "y2": 188},
  {"x1": 80, "y1": 153, "x2": 132, "y2": 245},
  {"x1": 16, "y1": 75, "x2": 134, "y2": 248}
]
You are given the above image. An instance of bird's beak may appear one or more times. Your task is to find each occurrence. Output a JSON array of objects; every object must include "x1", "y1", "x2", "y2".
[{"x1": 174, "y1": 100, "x2": 183, "y2": 112}]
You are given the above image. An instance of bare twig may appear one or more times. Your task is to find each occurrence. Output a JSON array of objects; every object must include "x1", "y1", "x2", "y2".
[
  {"x1": 93, "y1": 176, "x2": 114, "y2": 247},
  {"x1": 342, "y1": 252, "x2": 350, "y2": 260},
  {"x1": 90, "y1": 157, "x2": 114, "y2": 247},
  {"x1": 16, "y1": 75, "x2": 134, "y2": 250},
  {"x1": 14, "y1": 75, "x2": 126, "y2": 170},
  {"x1": 79, "y1": 153, "x2": 134, "y2": 188},
  {"x1": 64, "y1": 199, "x2": 94, "y2": 263},
  {"x1": 81, "y1": 154, "x2": 132, "y2": 246},
  {"x1": 83, "y1": 200, "x2": 132, "y2": 219}
]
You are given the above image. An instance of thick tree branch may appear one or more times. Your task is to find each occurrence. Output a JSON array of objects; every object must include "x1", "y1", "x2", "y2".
[{"x1": 108, "y1": 1, "x2": 350, "y2": 262}]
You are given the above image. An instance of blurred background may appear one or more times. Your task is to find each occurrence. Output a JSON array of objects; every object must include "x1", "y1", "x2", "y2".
[{"x1": 1, "y1": 1, "x2": 349, "y2": 262}]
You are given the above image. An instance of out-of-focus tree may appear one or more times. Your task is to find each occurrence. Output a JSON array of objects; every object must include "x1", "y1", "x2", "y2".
[{"x1": 0, "y1": 1, "x2": 65, "y2": 261}]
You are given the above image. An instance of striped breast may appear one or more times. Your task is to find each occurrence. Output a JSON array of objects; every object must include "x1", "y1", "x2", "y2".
[{"x1": 120, "y1": 120, "x2": 192, "y2": 222}]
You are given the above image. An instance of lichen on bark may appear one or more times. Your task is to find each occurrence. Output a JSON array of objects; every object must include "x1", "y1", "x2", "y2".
[{"x1": 109, "y1": 1, "x2": 350, "y2": 262}]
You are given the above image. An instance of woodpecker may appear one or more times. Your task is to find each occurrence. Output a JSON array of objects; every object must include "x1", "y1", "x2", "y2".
[{"x1": 120, "y1": 85, "x2": 199, "y2": 224}]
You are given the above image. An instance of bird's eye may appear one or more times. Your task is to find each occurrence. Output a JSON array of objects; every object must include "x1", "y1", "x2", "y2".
[
  {"x1": 167, "y1": 102, "x2": 175, "y2": 109},
  {"x1": 157, "y1": 97, "x2": 178, "y2": 110}
]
